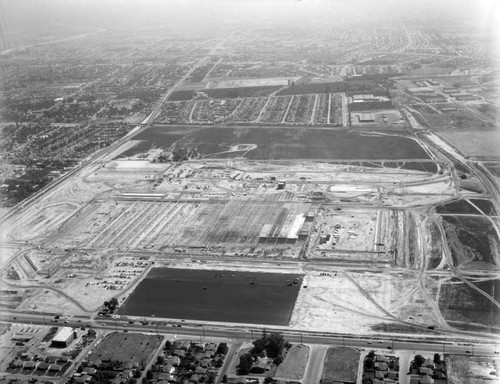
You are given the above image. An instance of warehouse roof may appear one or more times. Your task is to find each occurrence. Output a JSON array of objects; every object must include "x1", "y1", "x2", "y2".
[{"x1": 52, "y1": 327, "x2": 73, "y2": 342}]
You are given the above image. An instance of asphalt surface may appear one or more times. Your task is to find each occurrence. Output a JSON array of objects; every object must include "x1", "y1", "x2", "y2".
[{"x1": 2, "y1": 312, "x2": 498, "y2": 358}]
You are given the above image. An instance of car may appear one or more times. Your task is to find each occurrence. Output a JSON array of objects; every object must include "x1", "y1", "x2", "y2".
[
  {"x1": 64, "y1": 320, "x2": 69, "y2": 324},
  {"x1": 465, "y1": 350, "x2": 471, "y2": 354},
  {"x1": 367, "y1": 341, "x2": 372, "y2": 344},
  {"x1": 377, "y1": 341, "x2": 383, "y2": 344},
  {"x1": 128, "y1": 320, "x2": 134, "y2": 324},
  {"x1": 494, "y1": 351, "x2": 499, "y2": 354},
  {"x1": 387, "y1": 346, "x2": 393, "y2": 349},
  {"x1": 77, "y1": 320, "x2": 81, "y2": 323},
  {"x1": 101, "y1": 323, "x2": 106, "y2": 326},
  {"x1": 13, "y1": 317, "x2": 16, "y2": 320}
]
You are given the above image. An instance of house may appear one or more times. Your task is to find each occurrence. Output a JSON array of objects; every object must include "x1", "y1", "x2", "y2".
[
  {"x1": 171, "y1": 356, "x2": 181, "y2": 366},
  {"x1": 250, "y1": 357, "x2": 269, "y2": 374},
  {"x1": 173, "y1": 349, "x2": 186, "y2": 357},
  {"x1": 200, "y1": 357, "x2": 211, "y2": 368},
  {"x1": 420, "y1": 376, "x2": 434, "y2": 384},
  {"x1": 203, "y1": 350, "x2": 215, "y2": 358},
  {"x1": 375, "y1": 370, "x2": 385, "y2": 379},
  {"x1": 23, "y1": 361, "x2": 35, "y2": 370},
  {"x1": 37, "y1": 362, "x2": 50, "y2": 371},
  {"x1": 205, "y1": 343, "x2": 217, "y2": 352},
  {"x1": 48, "y1": 364, "x2": 62, "y2": 372},
  {"x1": 11, "y1": 360, "x2": 23, "y2": 368},
  {"x1": 46, "y1": 356, "x2": 59, "y2": 364},
  {"x1": 375, "y1": 355, "x2": 388, "y2": 362},
  {"x1": 82, "y1": 367, "x2": 97, "y2": 375},
  {"x1": 419, "y1": 366, "x2": 432, "y2": 375},
  {"x1": 374, "y1": 362, "x2": 388, "y2": 371},
  {"x1": 387, "y1": 370, "x2": 398, "y2": 380},
  {"x1": 423, "y1": 358, "x2": 434, "y2": 368},
  {"x1": 193, "y1": 366, "x2": 205, "y2": 374}
]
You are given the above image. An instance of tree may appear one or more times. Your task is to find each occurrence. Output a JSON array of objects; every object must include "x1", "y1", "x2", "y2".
[
  {"x1": 433, "y1": 353, "x2": 441, "y2": 364},
  {"x1": 367, "y1": 350, "x2": 376, "y2": 359},
  {"x1": 264, "y1": 378, "x2": 273, "y2": 384},
  {"x1": 164, "y1": 340, "x2": 172, "y2": 350},
  {"x1": 217, "y1": 343, "x2": 229, "y2": 355},
  {"x1": 222, "y1": 374, "x2": 228, "y2": 383},
  {"x1": 146, "y1": 370, "x2": 153, "y2": 380},
  {"x1": 413, "y1": 355, "x2": 426, "y2": 368},
  {"x1": 251, "y1": 332, "x2": 286, "y2": 359},
  {"x1": 364, "y1": 357, "x2": 375, "y2": 370},
  {"x1": 237, "y1": 353, "x2": 254, "y2": 375}
]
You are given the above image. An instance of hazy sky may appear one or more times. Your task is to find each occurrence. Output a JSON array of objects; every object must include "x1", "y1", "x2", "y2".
[{"x1": 1, "y1": 0, "x2": 498, "y2": 48}]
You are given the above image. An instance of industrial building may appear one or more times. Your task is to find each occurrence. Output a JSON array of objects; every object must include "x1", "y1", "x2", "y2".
[{"x1": 50, "y1": 327, "x2": 75, "y2": 348}]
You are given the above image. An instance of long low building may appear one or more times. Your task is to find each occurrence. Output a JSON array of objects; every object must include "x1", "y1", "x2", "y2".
[{"x1": 50, "y1": 327, "x2": 75, "y2": 348}]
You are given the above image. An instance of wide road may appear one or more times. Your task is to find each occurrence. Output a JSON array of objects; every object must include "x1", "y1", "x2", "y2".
[{"x1": 2, "y1": 313, "x2": 498, "y2": 358}]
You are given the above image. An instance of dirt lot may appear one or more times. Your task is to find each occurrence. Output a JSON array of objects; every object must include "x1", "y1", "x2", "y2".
[
  {"x1": 87, "y1": 332, "x2": 163, "y2": 369},
  {"x1": 321, "y1": 347, "x2": 360, "y2": 383},
  {"x1": 275, "y1": 344, "x2": 310, "y2": 379},
  {"x1": 446, "y1": 355, "x2": 500, "y2": 384}
]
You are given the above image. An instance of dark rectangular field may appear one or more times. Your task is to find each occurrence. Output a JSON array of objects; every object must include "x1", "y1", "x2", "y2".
[
  {"x1": 118, "y1": 268, "x2": 303, "y2": 325},
  {"x1": 442, "y1": 215, "x2": 499, "y2": 268},
  {"x1": 176, "y1": 127, "x2": 431, "y2": 160},
  {"x1": 438, "y1": 278, "x2": 500, "y2": 332}
]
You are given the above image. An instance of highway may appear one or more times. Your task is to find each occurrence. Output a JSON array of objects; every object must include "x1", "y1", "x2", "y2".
[{"x1": 2, "y1": 313, "x2": 498, "y2": 358}]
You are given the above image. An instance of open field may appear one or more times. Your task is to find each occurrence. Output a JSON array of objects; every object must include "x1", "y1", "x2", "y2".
[
  {"x1": 438, "y1": 278, "x2": 500, "y2": 331},
  {"x1": 119, "y1": 125, "x2": 204, "y2": 158},
  {"x1": 436, "y1": 130, "x2": 500, "y2": 158},
  {"x1": 174, "y1": 128, "x2": 432, "y2": 160},
  {"x1": 442, "y1": 215, "x2": 500, "y2": 269},
  {"x1": 86, "y1": 332, "x2": 162, "y2": 369},
  {"x1": 275, "y1": 344, "x2": 309, "y2": 379},
  {"x1": 118, "y1": 268, "x2": 303, "y2": 325},
  {"x1": 321, "y1": 347, "x2": 360, "y2": 383},
  {"x1": 446, "y1": 355, "x2": 500, "y2": 384}
]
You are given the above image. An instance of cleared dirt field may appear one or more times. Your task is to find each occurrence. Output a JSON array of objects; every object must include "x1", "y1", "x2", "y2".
[
  {"x1": 321, "y1": 347, "x2": 360, "y2": 383},
  {"x1": 275, "y1": 344, "x2": 310, "y2": 380},
  {"x1": 87, "y1": 332, "x2": 162, "y2": 369},
  {"x1": 118, "y1": 268, "x2": 303, "y2": 325},
  {"x1": 446, "y1": 355, "x2": 500, "y2": 384}
]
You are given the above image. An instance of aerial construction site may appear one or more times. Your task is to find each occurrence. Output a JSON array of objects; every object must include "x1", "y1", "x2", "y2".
[{"x1": 0, "y1": 1, "x2": 499, "y2": 383}]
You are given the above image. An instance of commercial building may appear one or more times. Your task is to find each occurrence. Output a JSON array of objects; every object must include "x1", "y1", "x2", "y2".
[{"x1": 50, "y1": 327, "x2": 75, "y2": 348}]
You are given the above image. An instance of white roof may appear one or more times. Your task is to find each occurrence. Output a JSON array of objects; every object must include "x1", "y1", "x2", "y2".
[{"x1": 52, "y1": 327, "x2": 73, "y2": 342}]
